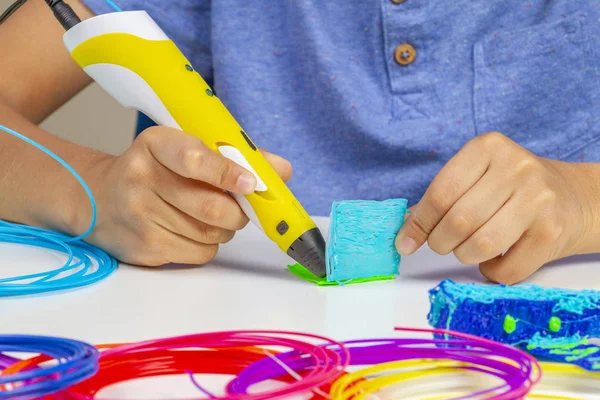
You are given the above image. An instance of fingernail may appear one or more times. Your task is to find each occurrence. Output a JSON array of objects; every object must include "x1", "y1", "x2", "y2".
[
  {"x1": 397, "y1": 237, "x2": 417, "y2": 257},
  {"x1": 237, "y1": 174, "x2": 256, "y2": 194}
]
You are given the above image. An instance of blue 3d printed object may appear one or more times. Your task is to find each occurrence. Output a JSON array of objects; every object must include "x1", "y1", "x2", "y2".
[{"x1": 428, "y1": 279, "x2": 600, "y2": 371}]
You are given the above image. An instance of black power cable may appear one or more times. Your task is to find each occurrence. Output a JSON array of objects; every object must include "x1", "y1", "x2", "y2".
[
  {"x1": 0, "y1": 0, "x2": 27, "y2": 25},
  {"x1": 45, "y1": 0, "x2": 81, "y2": 30},
  {"x1": 0, "y1": 0, "x2": 80, "y2": 30}
]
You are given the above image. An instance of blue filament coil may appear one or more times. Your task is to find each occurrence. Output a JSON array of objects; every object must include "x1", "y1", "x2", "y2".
[
  {"x1": 0, "y1": 124, "x2": 117, "y2": 297},
  {"x1": 0, "y1": 334, "x2": 99, "y2": 399}
]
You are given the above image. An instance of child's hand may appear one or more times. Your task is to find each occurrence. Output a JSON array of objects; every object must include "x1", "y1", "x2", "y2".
[
  {"x1": 79, "y1": 127, "x2": 292, "y2": 266},
  {"x1": 395, "y1": 132, "x2": 593, "y2": 284}
]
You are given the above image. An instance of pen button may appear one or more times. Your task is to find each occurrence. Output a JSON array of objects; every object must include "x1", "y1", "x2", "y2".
[{"x1": 277, "y1": 221, "x2": 289, "y2": 235}]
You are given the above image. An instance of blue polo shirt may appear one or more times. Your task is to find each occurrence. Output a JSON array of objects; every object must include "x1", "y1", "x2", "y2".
[{"x1": 83, "y1": 0, "x2": 600, "y2": 216}]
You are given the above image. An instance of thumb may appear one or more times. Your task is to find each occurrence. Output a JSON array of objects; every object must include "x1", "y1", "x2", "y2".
[
  {"x1": 140, "y1": 127, "x2": 257, "y2": 194},
  {"x1": 395, "y1": 204, "x2": 429, "y2": 256}
]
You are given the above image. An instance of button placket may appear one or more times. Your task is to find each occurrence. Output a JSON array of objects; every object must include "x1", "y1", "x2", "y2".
[{"x1": 381, "y1": 0, "x2": 437, "y2": 120}]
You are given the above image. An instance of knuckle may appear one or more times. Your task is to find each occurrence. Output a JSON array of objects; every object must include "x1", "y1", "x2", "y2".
[
  {"x1": 539, "y1": 221, "x2": 564, "y2": 244},
  {"x1": 202, "y1": 197, "x2": 228, "y2": 223},
  {"x1": 136, "y1": 127, "x2": 164, "y2": 151},
  {"x1": 534, "y1": 189, "x2": 557, "y2": 208},
  {"x1": 427, "y1": 234, "x2": 450, "y2": 256},
  {"x1": 123, "y1": 154, "x2": 149, "y2": 185},
  {"x1": 427, "y1": 227, "x2": 454, "y2": 255},
  {"x1": 197, "y1": 245, "x2": 219, "y2": 264},
  {"x1": 221, "y1": 230, "x2": 236, "y2": 244},
  {"x1": 180, "y1": 147, "x2": 206, "y2": 172},
  {"x1": 234, "y1": 215, "x2": 250, "y2": 231},
  {"x1": 514, "y1": 156, "x2": 541, "y2": 178},
  {"x1": 200, "y1": 224, "x2": 225, "y2": 244},
  {"x1": 454, "y1": 249, "x2": 472, "y2": 265},
  {"x1": 472, "y1": 132, "x2": 507, "y2": 152},
  {"x1": 482, "y1": 131, "x2": 507, "y2": 145},
  {"x1": 141, "y1": 126, "x2": 163, "y2": 137},
  {"x1": 137, "y1": 126, "x2": 160, "y2": 143},
  {"x1": 473, "y1": 235, "x2": 495, "y2": 257},
  {"x1": 448, "y1": 213, "x2": 472, "y2": 237},
  {"x1": 428, "y1": 191, "x2": 453, "y2": 217},
  {"x1": 455, "y1": 235, "x2": 495, "y2": 265},
  {"x1": 431, "y1": 245, "x2": 452, "y2": 256}
]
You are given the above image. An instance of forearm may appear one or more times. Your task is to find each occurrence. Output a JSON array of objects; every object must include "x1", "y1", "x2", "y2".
[
  {"x1": 0, "y1": 0, "x2": 94, "y2": 123},
  {"x1": 0, "y1": 100, "x2": 111, "y2": 235}
]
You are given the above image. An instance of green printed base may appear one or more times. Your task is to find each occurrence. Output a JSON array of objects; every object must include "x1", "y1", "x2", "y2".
[{"x1": 288, "y1": 263, "x2": 395, "y2": 286}]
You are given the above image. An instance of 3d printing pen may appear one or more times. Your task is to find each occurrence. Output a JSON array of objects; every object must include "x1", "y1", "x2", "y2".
[{"x1": 45, "y1": 1, "x2": 327, "y2": 277}]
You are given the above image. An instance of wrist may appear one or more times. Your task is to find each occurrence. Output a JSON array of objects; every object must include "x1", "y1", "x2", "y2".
[
  {"x1": 560, "y1": 161, "x2": 600, "y2": 255},
  {"x1": 0, "y1": 100, "x2": 115, "y2": 236},
  {"x1": 60, "y1": 150, "x2": 114, "y2": 237}
]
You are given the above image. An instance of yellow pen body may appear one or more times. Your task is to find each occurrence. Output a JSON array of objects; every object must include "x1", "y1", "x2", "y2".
[{"x1": 63, "y1": 11, "x2": 326, "y2": 276}]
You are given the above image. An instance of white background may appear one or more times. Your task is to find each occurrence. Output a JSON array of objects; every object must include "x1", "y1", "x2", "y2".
[{"x1": 1, "y1": 217, "x2": 600, "y2": 397}]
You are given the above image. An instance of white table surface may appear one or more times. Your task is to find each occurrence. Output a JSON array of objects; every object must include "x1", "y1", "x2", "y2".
[{"x1": 1, "y1": 216, "x2": 600, "y2": 397}]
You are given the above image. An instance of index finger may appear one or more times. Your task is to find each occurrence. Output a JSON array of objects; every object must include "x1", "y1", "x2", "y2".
[
  {"x1": 396, "y1": 136, "x2": 493, "y2": 256},
  {"x1": 140, "y1": 127, "x2": 257, "y2": 194}
]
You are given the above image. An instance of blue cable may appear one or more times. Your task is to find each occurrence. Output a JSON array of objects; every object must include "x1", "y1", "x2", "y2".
[
  {"x1": 104, "y1": 0, "x2": 123, "y2": 12},
  {"x1": 0, "y1": 124, "x2": 117, "y2": 297},
  {"x1": 0, "y1": 335, "x2": 99, "y2": 399}
]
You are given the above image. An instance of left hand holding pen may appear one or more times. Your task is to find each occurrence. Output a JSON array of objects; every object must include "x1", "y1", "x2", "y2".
[{"x1": 395, "y1": 132, "x2": 597, "y2": 284}]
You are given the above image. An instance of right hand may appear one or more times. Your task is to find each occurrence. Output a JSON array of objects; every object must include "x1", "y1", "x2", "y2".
[{"x1": 78, "y1": 126, "x2": 292, "y2": 266}]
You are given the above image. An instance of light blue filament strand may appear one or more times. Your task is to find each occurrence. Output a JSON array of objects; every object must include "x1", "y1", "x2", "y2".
[
  {"x1": 0, "y1": 124, "x2": 95, "y2": 241},
  {"x1": 103, "y1": 0, "x2": 123, "y2": 12},
  {"x1": 0, "y1": 124, "x2": 117, "y2": 296}
]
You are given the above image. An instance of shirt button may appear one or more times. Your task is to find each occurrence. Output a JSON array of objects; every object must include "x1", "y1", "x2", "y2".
[
  {"x1": 394, "y1": 44, "x2": 416, "y2": 66},
  {"x1": 391, "y1": 0, "x2": 406, "y2": 3}
]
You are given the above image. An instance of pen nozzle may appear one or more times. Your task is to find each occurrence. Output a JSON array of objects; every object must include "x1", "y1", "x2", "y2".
[{"x1": 287, "y1": 228, "x2": 327, "y2": 278}]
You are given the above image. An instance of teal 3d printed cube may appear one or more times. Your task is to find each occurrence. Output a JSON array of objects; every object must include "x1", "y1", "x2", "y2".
[{"x1": 325, "y1": 199, "x2": 408, "y2": 282}]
